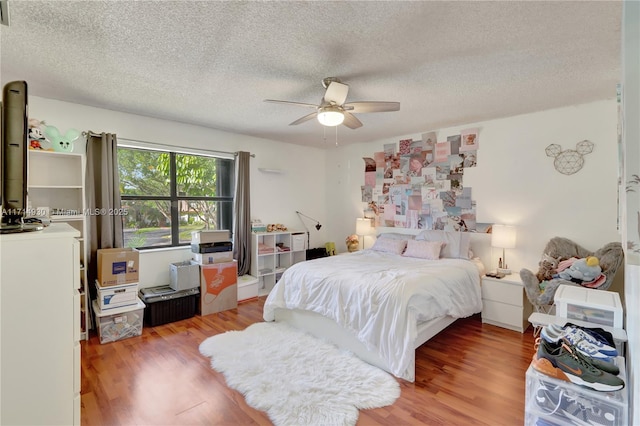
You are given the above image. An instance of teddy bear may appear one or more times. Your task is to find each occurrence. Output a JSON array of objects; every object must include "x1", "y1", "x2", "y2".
[
  {"x1": 554, "y1": 256, "x2": 602, "y2": 283},
  {"x1": 44, "y1": 125, "x2": 80, "y2": 153},
  {"x1": 28, "y1": 118, "x2": 47, "y2": 150},
  {"x1": 535, "y1": 252, "x2": 561, "y2": 282}
]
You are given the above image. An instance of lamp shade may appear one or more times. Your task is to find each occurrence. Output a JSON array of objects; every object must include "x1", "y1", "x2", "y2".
[
  {"x1": 355, "y1": 218, "x2": 372, "y2": 236},
  {"x1": 317, "y1": 106, "x2": 345, "y2": 126},
  {"x1": 491, "y1": 224, "x2": 516, "y2": 249}
]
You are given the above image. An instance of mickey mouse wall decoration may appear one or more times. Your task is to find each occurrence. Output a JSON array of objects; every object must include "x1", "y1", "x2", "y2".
[
  {"x1": 44, "y1": 125, "x2": 80, "y2": 153},
  {"x1": 545, "y1": 140, "x2": 594, "y2": 175}
]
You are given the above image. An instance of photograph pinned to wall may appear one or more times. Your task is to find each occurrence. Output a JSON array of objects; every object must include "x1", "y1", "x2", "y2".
[
  {"x1": 456, "y1": 187, "x2": 472, "y2": 209},
  {"x1": 408, "y1": 153, "x2": 423, "y2": 177},
  {"x1": 460, "y1": 128, "x2": 479, "y2": 152},
  {"x1": 422, "y1": 168, "x2": 436, "y2": 185},
  {"x1": 463, "y1": 151, "x2": 477, "y2": 168},
  {"x1": 433, "y1": 178, "x2": 451, "y2": 192},
  {"x1": 410, "y1": 175, "x2": 425, "y2": 186},
  {"x1": 418, "y1": 213, "x2": 432, "y2": 230},
  {"x1": 408, "y1": 195, "x2": 422, "y2": 210},
  {"x1": 384, "y1": 143, "x2": 396, "y2": 157},
  {"x1": 363, "y1": 157, "x2": 376, "y2": 172},
  {"x1": 422, "y1": 131, "x2": 437, "y2": 148},
  {"x1": 374, "y1": 152, "x2": 385, "y2": 168},
  {"x1": 423, "y1": 185, "x2": 439, "y2": 201},
  {"x1": 461, "y1": 209, "x2": 477, "y2": 231},
  {"x1": 383, "y1": 204, "x2": 395, "y2": 226},
  {"x1": 448, "y1": 174, "x2": 463, "y2": 189},
  {"x1": 384, "y1": 153, "x2": 400, "y2": 178},
  {"x1": 447, "y1": 135, "x2": 462, "y2": 154},
  {"x1": 400, "y1": 154, "x2": 410, "y2": 175},
  {"x1": 394, "y1": 214, "x2": 407, "y2": 228},
  {"x1": 440, "y1": 190, "x2": 457, "y2": 208},
  {"x1": 375, "y1": 167, "x2": 385, "y2": 184},
  {"x1": 434, "y1": 162, "x2": 449, "y2": 180},
  {"x1": 361, "y1": 185, "x2": 373, "y2": 203},
  {"x1": 406, "y1": 210, "x2": 419, "y2": 229},
  {"x1": 399, "y1": 139, "x2": 412, "y2": 155},
  {"x1": 365, "y1": 171, "x2": 376, "y2": 187},
  {"x1": 410, "y1": 139, "x2": 424, "y2": 154},
  {"x1": 434, "y1": 141, "x2": 451, "y2": 163},
  {"x1": 449, "y1": 154, "x2": 464, "y2": 174}
]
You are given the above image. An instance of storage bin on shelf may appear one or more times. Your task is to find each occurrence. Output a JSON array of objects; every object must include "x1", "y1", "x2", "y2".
[
  {"x1": 524, "y1": 358, "x2": 628, "y2": 426},
  {"x1": 93, "y1": 298, "x2": 145, "y2": 344},
  {"x1": 554, "y1": 284, "x2": 623, "y2": 328}
]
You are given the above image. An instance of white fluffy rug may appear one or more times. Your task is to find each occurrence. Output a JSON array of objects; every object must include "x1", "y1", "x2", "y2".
[{"x1": 199, "y1": 321, "x2": 400, "y2": 426}]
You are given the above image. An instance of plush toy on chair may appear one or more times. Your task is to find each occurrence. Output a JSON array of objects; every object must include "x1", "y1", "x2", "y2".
[{"x1": 520, "y1": 237, "x2": 624, "y2": 312}]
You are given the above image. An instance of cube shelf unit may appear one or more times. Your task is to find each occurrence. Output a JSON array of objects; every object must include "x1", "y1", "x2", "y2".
[
  {"x1": 28, "y1": 150, "x2": 89, "y2": 340},
  {"x1": 250, "y1": 231, "x2": 306, "y2": 296}
]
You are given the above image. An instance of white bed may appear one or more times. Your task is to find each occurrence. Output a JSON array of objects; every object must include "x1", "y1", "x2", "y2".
[{"x1": 263, "y1": 232, "x2": 487, "y2": 382}]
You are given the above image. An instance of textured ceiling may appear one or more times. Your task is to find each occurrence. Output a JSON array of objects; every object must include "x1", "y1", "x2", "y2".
[{"x1": 0, "y1": 1, "x2": 622, "y2": 148}]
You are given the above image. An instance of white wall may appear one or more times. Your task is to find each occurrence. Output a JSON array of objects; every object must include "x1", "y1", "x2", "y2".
[
  {"x1": 622, "y1": 1, "x2": 639, "y2": 423},
  {"x1": 28, "y1": 96, "x2": 327, "y2": 287},
  {"x1": 325, "y1": 99, "x2": 620, "y2": 271}
]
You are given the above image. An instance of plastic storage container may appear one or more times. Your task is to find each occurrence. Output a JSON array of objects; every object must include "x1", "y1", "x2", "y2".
[
  {"x1": 554, "y1": 285, "x2": 623, "y2": 328},
  {"x1": 524, "y1": 359, "x2": 628, "y2": 426},
  {"x1": 139, "y1": 285, "x2": 199, "y2": 326},
  {"x1": 169, "y1": 261, "x2": 200, "y2": 291},
  {"x1": 93, "y1": 298, "x2": 145, "y2": 344}
]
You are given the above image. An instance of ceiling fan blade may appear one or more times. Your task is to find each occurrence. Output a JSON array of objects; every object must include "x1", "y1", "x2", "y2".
[
  {"x1": 342, "y1": 112, "x2": 363, "y2": 129},
  {"x1": 323, "y1": 82, "x2": 349, "y2": 106},
  {"x1": 289, "y1": 112, "x2": 318, "y2": 126},
  {"x1": 343, "y1": 101, "x2": 400, "y2": 113},
  {"x1": 264, "y1": 99, "x2": 318, "y2": 108}
]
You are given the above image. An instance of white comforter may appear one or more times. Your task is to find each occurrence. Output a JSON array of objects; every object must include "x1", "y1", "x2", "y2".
[{"x1": 263, "y1": 250, "x2": 483, "y2": 380}]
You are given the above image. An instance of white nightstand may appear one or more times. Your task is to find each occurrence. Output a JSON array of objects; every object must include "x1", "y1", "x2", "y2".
[{"x1": 481, "y1": 273, "x2": 533, "y2": 333}]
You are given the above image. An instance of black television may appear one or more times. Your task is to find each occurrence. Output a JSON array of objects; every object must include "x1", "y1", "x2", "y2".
[{"x1": 1, "y1": 80, "x2": 42, "y2": 233}]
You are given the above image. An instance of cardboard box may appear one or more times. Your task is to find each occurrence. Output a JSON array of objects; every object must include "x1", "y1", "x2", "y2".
[
  {"x1": 95, "y1": 280, "x2": 139, "y2": 310},
  {"x1": 170, "y1": 261, "x2": 200, "y2": 291},
  {"x1": 191, "y1": 230, "x2": 230, "y2": 244},
  {"x1": 93, "y1": 298, "x2": 145, "y2": 344},
  {"x1": 97, "y1": 248, "x2": 139, "y2": 287},
  {"x1": 193, "y1": 260, "x2": 237, "y2": 315},
  {"x1": 192, "y1": 251, "x2": 234, "y2": 265}
]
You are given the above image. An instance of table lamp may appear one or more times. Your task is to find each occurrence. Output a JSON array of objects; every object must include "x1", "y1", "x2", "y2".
[
  {"x1": 491, "y1": 224, "x2": 516, "y2": 274},
  {"x1": 355, "y1": 218, "x2": 373, "y2": 249}
]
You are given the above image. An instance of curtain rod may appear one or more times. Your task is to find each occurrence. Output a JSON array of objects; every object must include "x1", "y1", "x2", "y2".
[{"x1": 82, "y1": 131, "x2": 255, "y2": 158}]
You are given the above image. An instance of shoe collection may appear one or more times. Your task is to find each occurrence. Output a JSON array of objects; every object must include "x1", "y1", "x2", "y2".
[
  {"x1": 532, "y1": 323, "x2": 625, "y2": 393},
  {"x1": 534, "y1": 380, "x2": 618, "y2": 426}
]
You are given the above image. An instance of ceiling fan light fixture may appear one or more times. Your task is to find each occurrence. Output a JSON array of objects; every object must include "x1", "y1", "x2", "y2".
[{"x1": 317, "y1": 106, "x2": 344, "y2": 127}]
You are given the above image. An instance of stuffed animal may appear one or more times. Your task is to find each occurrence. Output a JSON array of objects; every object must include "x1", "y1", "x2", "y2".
[
  {"x1": 28, "y1": 118, "x2": 47, "y2": 150},
  {"x1": 555, "y1": 256, "x2": 602, "y2": 283},
  {"x1": 44, "y1": 125, "x2": 80, "y2": 153},
  {"x1": 535, "y1": 253, "x2": 561, "y2": 282}
]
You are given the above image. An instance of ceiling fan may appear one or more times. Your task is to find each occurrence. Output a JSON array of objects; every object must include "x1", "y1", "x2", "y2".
[{"x1": 264, "y1": 77, "x2": 400, "y2": 129}]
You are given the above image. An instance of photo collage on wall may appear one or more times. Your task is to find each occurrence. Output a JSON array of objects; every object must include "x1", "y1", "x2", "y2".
[{"x1": 362, "y1": 129, "x2": 479, "y2": 231}]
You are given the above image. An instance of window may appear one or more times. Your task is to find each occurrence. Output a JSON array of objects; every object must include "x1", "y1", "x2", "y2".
[{"x1": 118, "y1": 147, "x2": 234, "y2": 249}]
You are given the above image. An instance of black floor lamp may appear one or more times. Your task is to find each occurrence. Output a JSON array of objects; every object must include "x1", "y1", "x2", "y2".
[{"x1": 296, "y1": 210, "x2": 321, "y2": 252}]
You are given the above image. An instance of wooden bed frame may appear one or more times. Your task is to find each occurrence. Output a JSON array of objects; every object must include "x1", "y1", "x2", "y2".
[{"x1": 272, "y1": 229, "x2": 491, "y2": 381}]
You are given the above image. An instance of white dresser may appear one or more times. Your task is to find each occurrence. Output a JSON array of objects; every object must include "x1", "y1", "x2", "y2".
[
  {"x1": 0, "y1": 223, "x2": 81, "y2": 425},
  {"x1": 481, "y1": 273, "x2": 533, "y2": 333}
]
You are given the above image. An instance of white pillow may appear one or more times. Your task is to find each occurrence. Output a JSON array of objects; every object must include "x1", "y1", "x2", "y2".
[
  {"x1": 402, "y1": 240, "x2": 444, "y2": 260},
  {"x1": 377, "y1": 232, "x2": 415, "y2": 241},
  {"x1": 415, "y1": 230, "x2": 471, "y2": 259},
  {"x1": 371, "y1": 238, "x2": 407, "y2": 255}
]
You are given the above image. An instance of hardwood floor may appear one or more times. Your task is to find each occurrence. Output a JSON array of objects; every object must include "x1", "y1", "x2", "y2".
[{"x1": 81, "y1": 297, "x2": 536, "y2": 425}]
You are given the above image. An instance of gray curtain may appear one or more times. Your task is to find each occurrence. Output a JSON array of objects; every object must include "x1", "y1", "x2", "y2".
[
  {"x1": 85, "y1": 132, "x2": 123, "y2": 288},
  {"x1": 233, "y1": 151, "x2": 251, "y2": 275}
]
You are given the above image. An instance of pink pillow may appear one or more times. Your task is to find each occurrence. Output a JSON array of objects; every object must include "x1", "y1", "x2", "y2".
[
  {"x1": 402, "y1": 240, "x2": 444, "y2": 260},
  {"x1": 371, "y1": 238, "x2": 407, "y2": 255}
]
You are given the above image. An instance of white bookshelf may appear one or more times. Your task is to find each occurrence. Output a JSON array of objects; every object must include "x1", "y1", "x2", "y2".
[
  {"x1": 250, "y1": 231, "x2": 306, "y2": 296},
  {"x1": 28, "y1": 150, "x2": 90, "y2": 340}
]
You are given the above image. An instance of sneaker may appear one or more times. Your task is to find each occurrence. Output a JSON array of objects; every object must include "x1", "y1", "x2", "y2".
[
  {"x1": 567, "y1": 323, "x2": 616, "y2": 348},
  {"x1": 534, "y1": 381, "x2": 617, "y2": 425},
  {"x1": 543, "y1": 324, "x2": 617, "y2": 358},
  {"x1": 532, "y1": 338, "x2": 625, "y2": 392}
]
